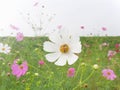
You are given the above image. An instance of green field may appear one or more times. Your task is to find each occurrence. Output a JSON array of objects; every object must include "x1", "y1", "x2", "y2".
[{"x1": 0, "y1": 36, "x2": 120, "y2": 90}]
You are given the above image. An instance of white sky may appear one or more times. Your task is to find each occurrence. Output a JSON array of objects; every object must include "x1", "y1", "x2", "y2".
[{"x1": 0, "y1": 0, "x2": 120, "y2": 36}]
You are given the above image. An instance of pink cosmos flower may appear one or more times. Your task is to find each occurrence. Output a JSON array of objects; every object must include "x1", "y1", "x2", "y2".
[
  {"x1": 115, "y1": 44, "x2": 120, "y2": 53},
  {"x1": 33, "y1": 2, "x2": 39, "y2": 6},
  {"x1": 115, "y1": 44, "x2": 120, "y2": 48},
  {"x1": 10, "y1": 24, "x2": 19, "y2": 30},
  {"x1": 16, "y1": 32, "x2": 24, "y2": 41},
  {"x1": 107, "y1": 50, "x2": 116, "y2": 60},
  {"x1": 80, "y1": 26, "x2": 84, "y2": 29},
  {"x1": 39, "y1": 60, "x2": 45, "y2": 65},
  {"x1": 102, "y1": 27, "x2": 107, "y2": 31},
  {"x1": 57, "y1": 25, "x2": 62, "y2": 29},
  {"x1": 67, "y1": 68, "x2": 75, "y2": 77},
  {"x1": 11, "y1": 60, "x2": 28, "y2": 78},
  {"x1": 102, "y1": 69, "x2": 116, "y2": 80}
]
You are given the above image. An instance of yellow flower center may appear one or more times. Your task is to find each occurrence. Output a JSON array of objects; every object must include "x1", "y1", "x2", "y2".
[
  {"x1": 60, "y1": 44, "x2": 69, "y2": 53},
  {"x1": 19, "y1": 65, "x2": 23, "y2": 69},
  {"x1": 107, "y1": 72, "x2": 111, "y2": 75},
  {"x1": 2, "y1": 48, "x2": 5, "y2": 51}
]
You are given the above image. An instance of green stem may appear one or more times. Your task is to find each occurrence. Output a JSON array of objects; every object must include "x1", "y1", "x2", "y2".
[
  {"x1": 28, "y1": 64, "x2": 39, "y2": 71},
  {"x1": 82, "y1": 69, "x2": 95, "y2": 84},
  {"x1": 74, "y1": 62, "x2": 81, "y2": 78},
  {"x1": 73, "y1": 69, "x2": 95, "y2": 90},
  {"x1": 79, "y1": 67, "x2": 84, "y2": 85},
  {"x1": 73, "y1": 66, "x2": 85, "y2": 90},
  {"x1": 45, "y1": 63, "x2": 52, "y2": 72}
]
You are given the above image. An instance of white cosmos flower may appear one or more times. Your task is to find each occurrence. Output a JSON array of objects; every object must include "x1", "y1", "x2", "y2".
[
  {"x1": 0, "y1": 43, "x2": 11, "y2": 54},
  {"x1": 43, "y1": 30, "x2": 82, "y2": 66}
]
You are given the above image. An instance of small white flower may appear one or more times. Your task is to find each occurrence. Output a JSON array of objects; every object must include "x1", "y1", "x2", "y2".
[
  {"x1": 0, "y1": 43, "x2": 11, "y2": 54},
  {"x1": 93, "y1": 64, "x2": 99, "y2": 70},
  {"x1": 43, "y1": 29, "x2": 82, "y2": 66}
]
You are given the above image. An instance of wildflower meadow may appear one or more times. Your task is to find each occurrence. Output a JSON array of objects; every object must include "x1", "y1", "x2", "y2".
[
  {"x1": 0, "y1": 29, "x2": 120, "y2": 90},
  {"x1": 0, "y1": 0, "x2": 120, "y2": 89}
]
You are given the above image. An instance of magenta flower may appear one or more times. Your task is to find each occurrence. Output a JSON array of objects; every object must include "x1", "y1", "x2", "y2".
[
  {"x1": 80, "y1": 26, "x2": 84, "y2": 29},
  {"x1": 107, "y1": 50, "x2": 116, "y2": 60},
  {"x1": 11, "y1": 60, "x2": 28, "y2": 78},
  {"x1": 115, "y1": 44, "x2": 120, "y2": 53},
  {"x1": 102, "y1": 69, "x2": 117, "y2": 80},
  {"x1": 102, "y1": 27, "x2": 107, "y2": 31},
  {"x1": 67, "y1": 68, "x2": 75, "y2": 77},
  {"x1": 16, "y1": 32, "x2": 24, "y2": 41},
  {"x1": 57, "y1": 25, "x2": 62, "y2": 29},
  {"x1": 10, "y1": 24, "x2": 19, "y2": 30},
  {"x1": 115, "y1": 44, "x2": 120, "y2": 48},
  {"x1": 39, "y1": 60, "x2": 45, "y2": 65},
  {"x1": 33, "y1": 2, "x2": 39, "y2": 7}
]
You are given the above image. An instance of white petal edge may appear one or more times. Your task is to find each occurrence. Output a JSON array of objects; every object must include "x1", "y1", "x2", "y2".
[
  {"x1": 55, "y1": 55, "x2": 67, "y2": 66},
  {"x1": 45, "y1": 53, "x2": 61, "y2": 62},
  {"x1": 49, "y1": 33, "x2": 62, "y2": 44},
  {"x1": 0, "y1": 43, "x2": 3, "y2": 46},
  {"x1": 67, "y1": 53, "x2": 78, "y2": 65},
  {"x1": 43, "y1": 41, "x2": 57, "y2": 52},
  {"x1": 70, "y1": 35, "x2": 80, "y2": 42},
  {"x1": 70, "y1": 42, "x2": 82, "y2": 53},
  {"x1": 4, "y1": 44, "x2": 8, "y2": 47}
]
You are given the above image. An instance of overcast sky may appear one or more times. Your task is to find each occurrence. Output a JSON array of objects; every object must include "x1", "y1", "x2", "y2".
[{"x1": 0, "y1": 0, "x2": 120, "y2": 36}]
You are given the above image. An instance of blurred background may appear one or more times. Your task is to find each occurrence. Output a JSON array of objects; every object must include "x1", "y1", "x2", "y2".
[{"x1": 0, "y1": 0, "x2": 120, "y2": 37}]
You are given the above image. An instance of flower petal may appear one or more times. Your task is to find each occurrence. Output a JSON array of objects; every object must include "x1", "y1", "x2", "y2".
[
  {"x1": 16, "y1": 71, "x2": 23, "y2": 78},
  {"x1": 59, "y1": 29, "x2": 70, "y2": 39},
  {"x1": 45, "y1": 53, "x2": 60, "y2": 62},
  {"x1": 70, "y1": 42, "x2": 82, "y2": 53},
  {"x1": 67, "y1": 53, "x2": 78, "y2": 65},
  {"x1": 49, "y1": 32, "x2": 62, "y2": 43},
  {"x1": 70, "y1": 35, "x2": 80, "y2": 42},
  {"x1": 43, "y1": 41, "x2": 58, "y2": 52},
  {"x1": 55, "y1": 55, "x2": 67, "y2": 66}
]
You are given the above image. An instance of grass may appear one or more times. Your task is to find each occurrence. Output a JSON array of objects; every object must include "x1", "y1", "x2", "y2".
[{"x1": 0, "y1": 36, "x2": 120, "y2": 90}]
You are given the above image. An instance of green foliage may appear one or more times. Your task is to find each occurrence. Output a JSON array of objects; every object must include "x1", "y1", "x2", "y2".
[{"x1": 0, "y1": 36, "x2": 120, "y2": 90}]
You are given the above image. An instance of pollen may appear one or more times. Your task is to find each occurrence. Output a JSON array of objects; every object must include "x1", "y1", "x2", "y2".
[
  {"x1": 107, "y1": 72, "x2": 111, "y2": 75},
  {"x1": 60, "y1": 44, "x2": 69, "y2": 53},
  {"x1": 19, "y1": 65, "x2": 23, "y2": 69},
  {"x1": 2, "y1": 48, "x2": 5, "y2": 51}
]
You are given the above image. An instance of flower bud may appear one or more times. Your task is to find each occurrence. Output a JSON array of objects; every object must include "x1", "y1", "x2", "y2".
[{"x1": 93, "y1": 64, "x2": 99, "y2": 70}]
